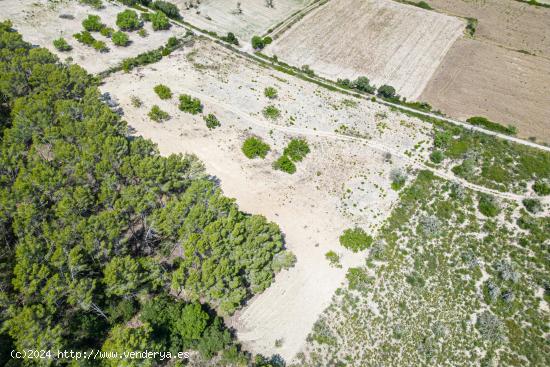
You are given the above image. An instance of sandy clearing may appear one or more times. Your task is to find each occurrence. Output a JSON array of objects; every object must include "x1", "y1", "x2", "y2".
[
  {"x1": 173, "y1": 0, "x2": 313, "y2": 43},
  {"x1": 101, "y1": 38, "x2": 432, "y2": 361},
  {"x1": 429, "y1": 0, "x2": 550, "y2": 57},
  {"x1": 1, "y1": 0, "x2": 186, "y2": 74},
  {"x1": 265, "y1": 0, "x2": 464, "y2": 99},
  {"x1": 420, "y1": 37, "x2": 550, "y2": 142}
]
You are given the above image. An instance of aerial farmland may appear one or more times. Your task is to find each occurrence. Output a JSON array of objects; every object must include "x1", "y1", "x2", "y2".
[{"x1": 0, "y1": 0, "x2": 548, "y2": 366}]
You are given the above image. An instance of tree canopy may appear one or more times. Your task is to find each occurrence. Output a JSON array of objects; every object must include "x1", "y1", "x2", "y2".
[{"x1": 0, "y1": 21, "x2": 292, "y2": 365}]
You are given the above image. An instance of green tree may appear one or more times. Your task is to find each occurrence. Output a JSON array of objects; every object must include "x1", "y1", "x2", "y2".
[
  {"x1": 377, "y1": 84, "x2": 397, "y2": 99},
  {"x1": 117, "y1": 9, "x2": 142, "y2": 31},
  {"x1": 283, "y1": 139, "x2": 310, "y2": 162},
  {"x1": 102, "y1": 324, "x2": 154, "y2": 367},
  {"x1": 273, "y1": 155, "x2": 296, "y2": 174},
  {"x1": 150, "y1": 11, "x2": 171, "y2": 31},
  {"x1": 82, "y1": 14, "x2": 104, "y2": 32}
]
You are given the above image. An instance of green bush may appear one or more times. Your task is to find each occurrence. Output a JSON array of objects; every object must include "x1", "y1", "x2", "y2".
[
  {"x1": 53, "y1": 37, "x2": 72, "y2": 52},
  {"x1": 522, "y1": 198, "x2": 542, "y2": 214},
  {"x1": 242, "y1": 137, "x2": 270, "y2": 159},
  {"x1": 221, "y1": 32, "x2": 239, "y2": 46},
  {"x1": 92, "y1": 40, "x2": 108, "y2": 52},
  {"x1": 264, "y1": 87, "x2": 278, "y2": 99},
  {"x1": 154, "y1": 84, "x2": 172, "y2": 99},
  {"x1": 301, "y1": 64, "x2": 315, "y2": 77},
  {"x1": 533, "y1": 180, "x2": 550, "y2": 196},
  {"x1": 151, "y1": 1, "x2": 181, "y2": 19},
  {"x1": 178, "y1": 94, "x2": 202, "y2": 114},
  {"x1": 251, "y1": 35, "x2": 271, "y2": 50},
  {"x1": 130, "y1": 95, "x2": 142, "y2": 107},
  {"x1": 262, "y1": 105, "x2": 280, "y2": 120},
  {"x1": 100, "y1": 27, "x2": 114, "y2": 37},
  {"x1": 80, "y1": 0, "x2": 103, "y2": 9},
  {"x1": 478, "y1": 194, "x2": 500, "y2": 217},
  {"x1": 466, "y1": 116, "x2": 517, "y2": 136},
  {"x1": 150, "y1": 11, "x2": 171, "y2": 31},
  {"x1": 82, "y1": 14, "x2": 104, "y2": 32},
  {"x1": 74, "y1": 31, "x2": 95, "y2": 46},
  {"x1": 273, "y1": 155, "x2": 296, "y2": 174},
  {"x1": 148, "y1": 105, "x2": 170, "y2": 122},
  {"x1": 283, "y1": 139, "x2": 310, "y2": 162},
  {"x1": 112, "y1": 31, "x2": 130, "y2": 47},
  {"x1": 429, "y1": 150, "x2": 444, "y2": 164},
  {"x1": 138, "y1": 28, "x2": 148, "y2": 37},
  {"x1": 325, "y1": 251, "x2": 341, "y2": 268},
  {"x1": 116, "y1": 9, "x2": 142, "y2": 31},
  {"x1": 339, "y1": 228, "x2": 373, "y2": 252},
  {"x1": 203, "y1": 114, "x2": 220, "y2": 129}
]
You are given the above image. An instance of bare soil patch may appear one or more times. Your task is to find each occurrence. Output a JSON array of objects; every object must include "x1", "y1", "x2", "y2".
[
  {"x1": 101, "y1": 38, "x2": 432, "y2": 361},
  {"x1": 420, "y1": 37, "x2": 550, "y2": 142},
  {"x1": 174, "y1": 0, "x2": 312, "y2": 43},
  {"x1": 265, "y1": 0, "x2": 464, "y2": 99},
  {"x1": 1, "y1": 0, "x2": 186, "y2": 74},
  {"x1": 429, "y1": 0, "x2": 550, "y2": 57}
]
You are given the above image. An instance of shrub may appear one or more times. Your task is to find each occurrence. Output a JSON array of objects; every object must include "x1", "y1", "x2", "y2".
[
  {"x1": 53, "y1": 37, "x2": 72, "y2": 52},
  {"x1": 476, "y1": 311, "x2": 505, "y2": 342},
  {"x1": 466, "y1": 116, "x2": 517, "y2": 135},
  {"x1": 112, "y1": 31, "x2": 130, "y2": 46},
  {"x1": 151, "y1": 1, "x2": 181, "y2": 19},
  {"x1": 434, "y1": 130, "x2": 452, "y2": 148},
  {"x1": 178, "y1": 94, "x2": 202, "y2": 114},
  {"x1": 82, "y1": 14, "x2": 104, "y2": 32},
  {"x1": 478, "y1": 194, "x2": 500, "y2": 217},
  {"x1": 74, "y1": 31, "x2": 96, "y2": 46},
  {"x1": 416, "y1": 1, "x2": 433, "y2": 10},
  {"x1": 80, "y1": 0, "x2": 103, "y2": 9},
  {"x1": 117, "y1": 10, "x2": 142, "y2": 31},
  {"x1": 283, "y1": 139, "x2": 310, "y2": 162},
  {"x1": 346, "y1": 267, "x2": 370, "y2": 290},
  {"x1": 100, "y1": 27, "x2": 114, "y2": 37},
  {"x1": 533, "y1": 180, "x2": 550, "y2": 196},
  {"x1": 251, "y1": 35, "x2": 265, "y2": 50},
  {"x1": 377, "y1": 84, "x2": 396, "y2": 99},
  {"x1": 154, "y1": 84, "x2": 172, "y2": 99},
  {"x1": 325, "y1": 251, "x2": 341, "y2": 268},
  {"x1": 242, "y1": 137, "x2": 270, "y2": 159},
  {"x1": 203, "y1": 114, "x2": 220, "y2": 129},
  {"x1": 150, "y1": 11, "x2": 171, "y2": 31},
  {"x1": 301, "y1": 64, "x2": 315, "y2": 77},
  {"x1": 138, "y1": 28, "x2": 148, "y2": 37},
  {"x1": 221, "y1": 32, "x2": 239, "y2": 45},
  {"x1": 466, "y1": 17, "x2": 478, "y2": 36},
  {"x1": 429, "y1": 150, "x2": 444, "y2": 164},
  {"x1": 264, "y1": 87, "x2": 278, "y2": 99},
  {"x1": 390, "y1": 168, "x2": 407, "y2": 190},
  {"x1": 353, "y1": 76, "x2": 376, "y2": 93},
  {"x1": 271, "y1": 251, "x2": 297, "y2": 272},
  {"x1": 148, "y1": 105, "x2": 170, "y2": 122},
  {"x1": 262, "y1": 105, "x2": 280, "y2": 120},
  {"x1": 130, "y1": 95, "x2": 142, "y2": 107},
  {"x1": 339, "y1": 228, "x2": 373, "y2": 252},
  {"x1": 92, "y1": 40, "x2": 108, "y2": 52},
  {"x1": 522, "y1": 198, "x2": 542, "y2": 214},
  {"x1": 273, "y1": 155, "x2": 296, "y2": 174}
]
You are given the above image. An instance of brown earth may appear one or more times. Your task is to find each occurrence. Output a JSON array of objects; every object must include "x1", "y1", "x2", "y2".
[
  {"x1": 428, "y1": 0, "x2": 550, "y2": 57},
  {"x1": 420, "y1": 37, "x2": 550, "y2": 142}
]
